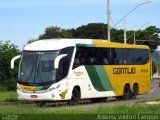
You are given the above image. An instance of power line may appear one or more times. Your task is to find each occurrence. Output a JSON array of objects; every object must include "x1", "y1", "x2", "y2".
[{"x1": 110, "y1": 16, "x2": 118, "y2": 29}]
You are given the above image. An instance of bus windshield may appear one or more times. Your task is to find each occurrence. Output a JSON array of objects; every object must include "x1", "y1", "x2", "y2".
[{"x1": 18, "y1": 51, "x2": 60, "y2": 86}]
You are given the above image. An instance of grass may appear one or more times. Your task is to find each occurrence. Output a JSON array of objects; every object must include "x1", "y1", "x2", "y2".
[
  {"x1": 0, "y1": 104, "x2": 160, "y2": 114},
  {"x1": 0, "y1": 104, "x2": 160, "y2": 120},
  {"x1": 0, "y1": 91, "x2": 17, "y2": 103},
  {"x1": 0, "y1": 91, "x2": 160, "y2": 120}
]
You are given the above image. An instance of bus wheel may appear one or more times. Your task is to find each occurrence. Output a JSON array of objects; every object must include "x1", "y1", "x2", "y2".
[
  {"x1": 68, "y1": 87, "x2": 80, "y2": 105},
  {"x1": 35, "y1": 101, "x2": 46, "y2": 107},
  {"x1": 122, "y1": 85, "x2": 131, "y2": 100},
  {"x1": 132, "y1": 84, "x2": 139, "y2": 99}
]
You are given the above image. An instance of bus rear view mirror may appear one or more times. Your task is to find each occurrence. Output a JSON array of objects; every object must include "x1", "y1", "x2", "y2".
[
  {"x1": 11, "y1": 55, "x2": 21, "y2": 69},
  {"x1": 54, "y1": 54, "x2": 67, "y2": 69}
]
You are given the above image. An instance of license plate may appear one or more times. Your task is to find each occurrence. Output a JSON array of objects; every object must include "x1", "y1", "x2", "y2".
[{"x1": 31, "y1": 95, "x2": 38, "y2": 98}]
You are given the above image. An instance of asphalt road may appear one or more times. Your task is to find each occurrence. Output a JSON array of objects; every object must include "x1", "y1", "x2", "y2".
[{"x1": 137, "y1": 79, "x2": 160, "y2": 100}]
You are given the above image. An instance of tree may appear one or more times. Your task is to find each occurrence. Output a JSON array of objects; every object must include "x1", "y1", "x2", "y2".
[
  {"x1": 135, "y1": 26, "x2": 160, "y2": 52},
  {"x1": 0, "y1": 41, "x2": 20, "y2": 90},
  {"x1": 111, "y1": 29, "x2": 124, "y2": 43},
  {"x1": 72, "y1": 23, "x2": 107, "y2": 39},
  {"x1": 38, "y1": 26, "x2": 72, "y2": 39},
  {"x1": 27, "y1": 38, "x2": 38, "y2": 45}
]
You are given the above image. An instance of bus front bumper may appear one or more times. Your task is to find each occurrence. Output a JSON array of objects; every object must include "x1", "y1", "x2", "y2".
[{"x1": 17, "y1": 89, "x2": 61, "y2": 101}]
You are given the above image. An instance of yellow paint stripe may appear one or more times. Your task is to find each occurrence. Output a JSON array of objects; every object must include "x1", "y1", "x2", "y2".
[
  {"x1": 92, "y1": 40, "x2": 149, "y2": 49},
  {"x1": 19, "y1": 84, "x2": 36, "y2": 91}
]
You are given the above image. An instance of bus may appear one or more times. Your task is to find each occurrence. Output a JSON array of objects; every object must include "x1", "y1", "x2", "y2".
[{"x1": 11, "y1": 39, "x2": 151, "y2": 105}]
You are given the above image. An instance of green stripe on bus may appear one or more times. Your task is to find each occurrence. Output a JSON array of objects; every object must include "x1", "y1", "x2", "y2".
[
  {"x1": 85, "y1": 65, "x2": 106, "y2": 91},
  {"x1": 94, "y1": 66, "x2": 113, "y2": 91},
  {"x1": 85, "y1": 65, "x2": 114, "y2": 91},
  {"x1": 35, "y1": 85, "x2": 51, "y2": 90},
  {"x1": 76, "y1": 44, "x2": 96, "y2": 47}
]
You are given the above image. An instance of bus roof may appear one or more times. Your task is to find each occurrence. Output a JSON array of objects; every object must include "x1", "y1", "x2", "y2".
[
  {"x1": 23, "y1": 39, "x2": 149, "y2": 51},
  {"x1": 92, "y1": 40, "x2": 149, "y2": 49},
  {"x1": 24, "y1": 39, "x2": 91, "y2": 51}
]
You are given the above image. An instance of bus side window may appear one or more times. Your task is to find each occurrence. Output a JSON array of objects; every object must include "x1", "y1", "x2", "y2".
[
  {"x1": 109, "y1": 48, "x2": 117, "y2": 65},
  {"x1": 73, "y1": 50, "x2": 82, "y2": 69},
  {"x1": 145, "y1": 58, "x2": 149, "y2": 64},
  {"x1": 56, "y1": 57, "x2": 69, "y2": 80},
  {"x1": 73, "y1": 57, "x2": 80, "y2": 69},
  {"x1": 74, "y1": 58, "x2": 80, "y2": 65},
  {"x1": 143, "y1": 50, "x2": 149, "y2": 64},
  {"x1": 56, "y1": 47, "x2": 74, "y2": 81},
  {"x1": 103, "y1": 58, "x2": 109, "y2": 64},
  {"x1": 83, "y1": 51, "x2": 89, "y2": 64}
]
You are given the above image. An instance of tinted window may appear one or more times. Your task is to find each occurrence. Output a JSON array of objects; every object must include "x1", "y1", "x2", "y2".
[
  {"x1": 134, "y1": 49, "x2": 149, "y2": 64},
  {"x1": 57, "y1": 47, "x2": 74, "y2": 81},
  {"x1": 73, "y1": 47, "x2": 149, "y2": 69},
  {"x1": 114, "y1": 48, "x2": 134, "y2": 65}
]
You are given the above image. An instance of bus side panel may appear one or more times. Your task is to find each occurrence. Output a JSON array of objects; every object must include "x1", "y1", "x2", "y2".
[
  {"x1": 84, "y1": 65, "x2": 116, "y2": 98},
  {"x1": 104, "y1": 63, "x2": 150, "y2": 96}
]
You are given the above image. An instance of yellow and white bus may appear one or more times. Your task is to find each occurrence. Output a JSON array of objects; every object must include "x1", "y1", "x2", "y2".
[{"x1": 11, "y1": 39, "x2": 151, "y2": 105}]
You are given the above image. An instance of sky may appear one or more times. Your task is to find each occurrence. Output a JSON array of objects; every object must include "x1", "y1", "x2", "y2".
[{"x1": 0, "y1": 0, "x2": 160, "y2": 50}]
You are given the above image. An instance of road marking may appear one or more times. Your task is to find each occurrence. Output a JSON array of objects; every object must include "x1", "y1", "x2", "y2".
[
  {"x1": 146, "y1": 101, "x2": 160, "y2": 105},
  {"x1": 150, "y1": 86, "x2": 157, "y2": 94}
]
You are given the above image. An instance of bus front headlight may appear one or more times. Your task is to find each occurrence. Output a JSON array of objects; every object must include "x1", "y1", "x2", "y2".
[
  {"x1": 48, "y1": 84, "x2": 60, "y2": 91},
  {"x1": 17, "y1": 85, "x2": 22, "y2": 91}
]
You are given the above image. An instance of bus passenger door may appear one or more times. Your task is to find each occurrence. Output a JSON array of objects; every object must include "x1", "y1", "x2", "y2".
[
  {"x1": 71, "y1": 68, "x2": 94, "y2": 99},
  {"x1": 83, "y1": 78, "x2": 93, "y2": 99}
]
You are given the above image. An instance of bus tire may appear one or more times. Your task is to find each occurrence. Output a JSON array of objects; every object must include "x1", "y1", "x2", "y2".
[
  {"x1": 122, "y1": 85, "x2": 131, "y2": 100},
  {"x1": 132, "y1": 84, "x2": 139, "y2": 99},
  {"x1": 68, "y1": 87, "x2": 80, "y2": 105}
]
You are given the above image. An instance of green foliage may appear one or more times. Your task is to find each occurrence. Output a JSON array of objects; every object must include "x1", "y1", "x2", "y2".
[
  {"x1": 0, "y1": 91, "x2": 16, "y2": 103},
  {"x1": 27, "y1": 38, "x2": 38, "y2": 45},
  {"x1": 0, "y1": 41, "x2": 19, "y2": 91},
  {"x1": 111, "y1": 29, "x2": 124, "y2": 43},
  {"x1": 136, "y1": 26, "x2": 160, "y2": 52},
  {"x1": 72, "y1": 23, "x2": 107, "y2": 39},
  {"x1": 38, "y1": 26, "x2": 72, "y2": 39}
]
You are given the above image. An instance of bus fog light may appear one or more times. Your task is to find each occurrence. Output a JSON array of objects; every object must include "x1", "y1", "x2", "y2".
[{"x1": 52, "y1": 94, "x2": 55, "y2": 97}]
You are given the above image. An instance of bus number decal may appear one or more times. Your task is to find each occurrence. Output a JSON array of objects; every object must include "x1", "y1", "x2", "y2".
[{"x1": 141, "y1": 69, "x2": 148, "y2": 73}]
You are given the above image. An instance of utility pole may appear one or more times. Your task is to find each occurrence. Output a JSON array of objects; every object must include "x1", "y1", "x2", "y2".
[
  {"x1": 134, "y1": 33, "x2": 136, "y2": 44},
  {"x1": 107, "y1": 0, "x2": 110, "y2": 42},
  {"x1": 124, "y1": 18, "x2": 127, "y2": 44}
]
